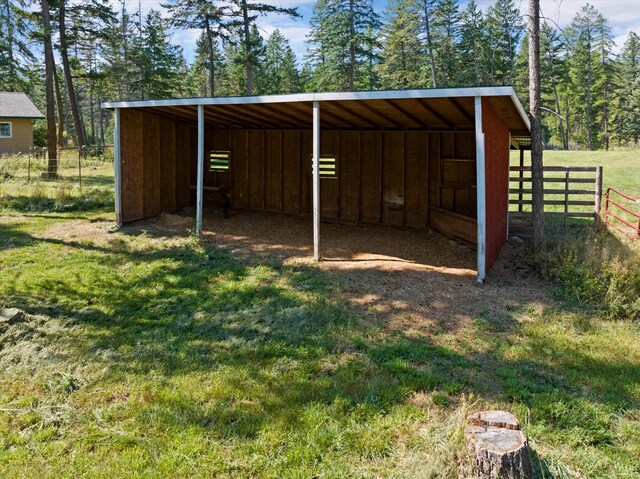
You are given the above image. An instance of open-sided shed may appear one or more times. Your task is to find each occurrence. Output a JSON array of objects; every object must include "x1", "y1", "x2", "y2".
[{"x1": 102, "y1": 87, "x2": 530, "y2": 282}]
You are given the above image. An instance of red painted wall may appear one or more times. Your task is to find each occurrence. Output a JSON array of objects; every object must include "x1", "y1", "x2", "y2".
[{"x1": 482, "y1": 98, "x2": 510, "y2": 271}]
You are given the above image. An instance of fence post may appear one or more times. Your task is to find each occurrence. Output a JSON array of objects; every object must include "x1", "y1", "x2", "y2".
[
  {"x1": 595, "y1": 166, "x2": 603, "y2": 221},
  {"x1": 518, "y1": 148, "x2": 524, "y2": 213},
  {"x1": 27, "y1": 149, "x2": 31, "y2": 183},
  {"x1": 78, "y1": 152, "x2": 82, "y2": 192},
  {"x1": 564, "y1": 170, "x2": 570, "y2": 228}
]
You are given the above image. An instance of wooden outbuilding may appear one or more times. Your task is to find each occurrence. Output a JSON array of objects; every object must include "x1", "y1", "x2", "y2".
[{"x1": 102, "y1": 87, "x2": 530, "y2": 282}]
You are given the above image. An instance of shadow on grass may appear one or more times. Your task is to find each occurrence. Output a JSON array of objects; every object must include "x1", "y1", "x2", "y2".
[{"x1": 0, "y1": 219, "x2": 638, "y2": 476}]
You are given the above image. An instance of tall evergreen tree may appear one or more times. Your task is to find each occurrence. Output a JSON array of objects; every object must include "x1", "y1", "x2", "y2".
[
  {"x1": 486, "y1": 0, "x2": 523, "y2": 85},
  {"x1": 378, "y1": 0, "x2": 423, "y2": 89},
  {"x1": 614, "y1": 32, "x2": 640, "y2": 145},
  {"x1": 0, "y1": 0, "x2": 35, "y2": 91},
  {"x1": 458, "y1": 0, "x2": 486, "y2": 87},
  {"x1": 261, "y1": 29, "x2": 301, "y2": 94},
  {"x1": 306, "y1": 0, "x2": 380, "y2": 92},
  {"x1": 431, "y1": 0, "x2": 460, "y2": 86}
]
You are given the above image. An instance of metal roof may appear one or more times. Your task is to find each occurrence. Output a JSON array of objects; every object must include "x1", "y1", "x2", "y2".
[
  {"x1": 0, "y1": 92, "x2": 44, "y2": 119},
  {"x1": 102, "y1": 86, "x2": 531, "y2": 135}
]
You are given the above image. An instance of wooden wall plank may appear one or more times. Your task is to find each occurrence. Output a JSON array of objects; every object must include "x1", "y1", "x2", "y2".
[
  {"x1": 320, "y1": 131, "x2": 338, "y2": 218},
  {"x1": 175, "y1": 123, "x2": 192, "y2": 209},
  {"x1": 404, "y1": 131, "x2": 427, "y2": 227},
  {"x1": 381, "y1": 131, "x2": 404, "y2": 226},
  {"x1": 339, "y1": 130, "x2": 360, "y2": 221},
  {"x1": 142, "y1": 112, "x2": 161, "y2": 217},
  {"x1": 247, "y1": 130, "x2": 263, "y2": 209},
  {"x1": 265, "y1": 130, "x2": 282, "y2": 211},
  {"x1": 159, "y1": 116, "x2": 177, "y2": 213},
  {"x1": 282, "y1": 130, "x2": 300, "y2": 214},
  {"x1": 120, "y1": 109, "x2": 144, "y2": 222},
  {"x1": 231, "y1": 130, "x2": 249, "y2": 208},
  {"x1": 359, "y1": 131, "x2": 382, "y2": 224}
]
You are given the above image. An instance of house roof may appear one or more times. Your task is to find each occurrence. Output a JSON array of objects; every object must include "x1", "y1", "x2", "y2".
[
  {"x1": 0, "y1": 92, "x2": 44, "y2": 119},
  {"x1": 102, "y1": 86, "x2": 531, "y2": 136}
]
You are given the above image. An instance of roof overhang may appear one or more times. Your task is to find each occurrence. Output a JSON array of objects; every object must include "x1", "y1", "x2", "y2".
[{"x1": 101, "y1": 87, "x2": 531, "y2": 135}]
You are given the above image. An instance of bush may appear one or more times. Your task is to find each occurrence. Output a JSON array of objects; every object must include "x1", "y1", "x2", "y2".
[{"x1": 533, "y1": 225, "x2": 640, "y2": 321}]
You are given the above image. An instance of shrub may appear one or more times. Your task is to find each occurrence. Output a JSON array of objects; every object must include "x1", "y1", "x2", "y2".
[{"x1": 534, "y1": 225, "x2": 640, "y2": 321}]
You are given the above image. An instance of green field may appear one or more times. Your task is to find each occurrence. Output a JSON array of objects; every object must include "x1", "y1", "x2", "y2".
[{"x1": 0, "y1": 152, "x2": 639, "y2": 478}]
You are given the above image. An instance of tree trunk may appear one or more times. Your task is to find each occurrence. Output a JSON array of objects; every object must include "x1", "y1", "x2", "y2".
[
  {"x1": 53, "y1": 67, "x2": 65, "y2": 147},
  {"x1": 42, "y1": 0, "x2": 58, "y2": 177},
  {"x1": 58, "y1": 2, "x2": 87, "y2": 149},
  {"x1": 241, "y1": 0, "x2": 253, "y2": 95},
  {"x1": 4, "y1": 0, "x2": 16, "y2": 90},
  {"x1": 348, "y1": 0, "x2": 356, "y2": 91},
  {"x1": 422, "y1": 0, "x2": 437, "y2": 88},
  {"x1": 204, "y1": 17, "x2": 216, "y2": 96},
  {"x1": 465, "y1": 411, "x2": 532, "y2": 479},
  {"x1": 585, "y1": 31, "x2": 593, "y2": 150},
  {"x1": 529, "y1": 0, "x2": 544, "y2": 248}
]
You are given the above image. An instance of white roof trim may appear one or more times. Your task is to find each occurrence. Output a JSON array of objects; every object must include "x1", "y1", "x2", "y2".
[{"x1": 101, "y1": 87, "x2": 530, "y2": 131}]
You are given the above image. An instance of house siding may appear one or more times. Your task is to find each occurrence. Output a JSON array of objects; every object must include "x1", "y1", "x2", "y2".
[{"x1": 0, "y1": 118, "x2": 34, "y2": 153}]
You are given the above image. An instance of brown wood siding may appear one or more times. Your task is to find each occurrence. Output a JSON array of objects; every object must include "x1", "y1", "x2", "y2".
[
  {"x1": 0, "y1": 118, "x2": 34, "y2": 153},
  {"x1": 120, "y1": 109, "x2": 192, "y2": 222}
]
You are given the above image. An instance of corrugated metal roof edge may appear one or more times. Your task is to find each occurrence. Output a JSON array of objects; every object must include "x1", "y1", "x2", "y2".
[{"x1": 101, "y1": 86, "x2": 531, "y2": 133}]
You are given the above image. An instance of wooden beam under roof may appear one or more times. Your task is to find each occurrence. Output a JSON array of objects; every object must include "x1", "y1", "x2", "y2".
[
  {"x1": 448, "y1": 97, "x2": 474, "y2": 123},
  {"x1": 358, "y1": 101, "x2": 403, "y2": 128},
  {"x1": 384, "y1": 99, "x2": 429, "y2": 128},
  {"x1": 329, "y1": 101, "x2": 377, "y2": 128},
  {"x1": 215, "y1": 104, "x2": 282, "y2": 129},
  {"x1": 415, "y1": 98, "x2": 454, "y2": 128},
  {"x1": 241, "y1": 103, "x2": 300, "y2": 128},
  {"x1": 286, "y1": 101, "x2": 341, "y2": 129}
]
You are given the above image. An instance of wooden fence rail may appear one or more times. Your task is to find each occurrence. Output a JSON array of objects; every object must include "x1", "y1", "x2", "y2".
[{"x1": 509, "y1": 165, "x2": 603, "y2": 225}]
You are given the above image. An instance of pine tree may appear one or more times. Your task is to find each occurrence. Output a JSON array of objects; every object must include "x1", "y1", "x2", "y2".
[
  {"x1": 0, "y1": 0, "x2": 35, "y2": 91},
  {"x1": 566, "y1": 4, "x2": 609, "y2": 150},
  {"x1": 261, "y1": 29, "x2": 301, "y2": 94},
  {"x1": 614, "y1": 32, "x2": 640, "y2": 145},
  {"x1": 486, "y1": 0, "x2": 523, "y2": 85},
  {"x1": 225, "y1": 0, "x2": 299, "y2": 95},
  {"x1": 306, "y1": 0, "x2": 380, "y2": 92},
  {"x1": 458, "y1": 0, "x2": 486, "y2": 87},
  {"x1": 431, "y1": 0, "x2": 461, "y2": 87},
  {"x1": 137, "y1": 10, "x2": 184, "y2": 100},
  {"x1": 163, "y1": 0, "x2": 232, "y2": 97},
  {"x1": 378, "y1": 0, "x2": 423, "y2": 89}
]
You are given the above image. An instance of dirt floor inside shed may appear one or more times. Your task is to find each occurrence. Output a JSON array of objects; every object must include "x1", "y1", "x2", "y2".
[{"x1": 43, "y1": 207, "x2": 550, "y2": 336}]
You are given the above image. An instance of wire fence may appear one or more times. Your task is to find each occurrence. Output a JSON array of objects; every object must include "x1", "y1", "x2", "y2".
[{"x1": 1, "y1": 145, "x2": 114, "y2": 191}]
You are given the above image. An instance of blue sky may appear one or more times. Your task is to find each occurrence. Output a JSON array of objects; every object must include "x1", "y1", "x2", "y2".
[{"x1": 132, "y1": 0, "x2": 640, "y2": 63}]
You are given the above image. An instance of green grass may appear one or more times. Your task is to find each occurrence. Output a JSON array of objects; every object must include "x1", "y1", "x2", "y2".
[{"x1": 0, "y1": 212, "x2": 639, "y2": 478}]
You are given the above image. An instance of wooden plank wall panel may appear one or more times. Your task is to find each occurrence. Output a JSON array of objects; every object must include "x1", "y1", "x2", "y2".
[
  {"x1": 282, "y1": 130, "x2": 300, "y2": 214},
  {"x1": 247, "y1": 130, "x2": 263, "y2": 209},
  {"x1": 159, "y1": 117, "x2": 177, "y2": 213},
  {"x1": 428, "y1": 132, "x2": 440, "y2": 208},
  {"x1": 404, "y1": 131, "x2": 427, "y2": 227},
  {"x1": 482, "y1": 97, "x2": 510, "y2": 271},
  {"x1": 120, "y1": 109, "x2": 144, "y2": 222},
  {"x1": 339, "y1": 130, "x2": 360, "y2": 221},
  {"x1": 381, "y1": 131, "x2": 404, "y2": 226},
  {"x1": 300, "y1": 130, "x2": 312, "y2": 214},
  {"x1": 359, "y1": 131, "x2": 382, "y2": 224},
  {"x1": 265, "y1": 131, "x2": 282, "y2": 211},
  {"x1": 175, "y1": 123, "x2": 192, "y2": 209},
  {"x1": 320, "y1": 131, "x2": 338, "y2": 218},
  {"x1": 231, "y1": 130, "x2": 249, "y2": 209},
  {"x1": 142, "y1": 112, "x2": 161, "y2": 217}
]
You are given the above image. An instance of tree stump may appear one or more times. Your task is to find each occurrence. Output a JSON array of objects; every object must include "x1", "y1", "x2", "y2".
[{"x1": 465, "y1": 411, "x2": 532, "y2": 479}]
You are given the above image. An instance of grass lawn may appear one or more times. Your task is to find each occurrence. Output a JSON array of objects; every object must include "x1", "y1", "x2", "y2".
[{"x1": 0, "y1": 152, "x2": 639, "y2": 478}]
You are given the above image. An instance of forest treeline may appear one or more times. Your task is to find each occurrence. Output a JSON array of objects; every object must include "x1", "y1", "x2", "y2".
[{"x1": 0, "y1": 0, "x2": 638, "y2": 150}]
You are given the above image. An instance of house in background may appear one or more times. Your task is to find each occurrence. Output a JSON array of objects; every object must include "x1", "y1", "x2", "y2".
[{"x1": 0, "y1": 92, "x2": 44, "y2": 154}]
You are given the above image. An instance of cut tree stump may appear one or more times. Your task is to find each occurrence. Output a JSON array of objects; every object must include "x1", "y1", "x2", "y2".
[{"x1": 465, "y1": 411, "x2": 532, "y2": 479}]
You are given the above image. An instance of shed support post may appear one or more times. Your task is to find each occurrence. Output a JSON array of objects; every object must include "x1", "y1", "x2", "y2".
[
  {"x1": 196, "y1": 104, "x2": 205, "y2": 237},
  {"x1": 475, "y1": 97, "x2": 486, "y2": 283},
  {"x1": 313, "y1": 100, "x2": 321, "y2": 261},
  {"x1": 113, "y1": 107, "x2": 122, "y2": 227}
]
